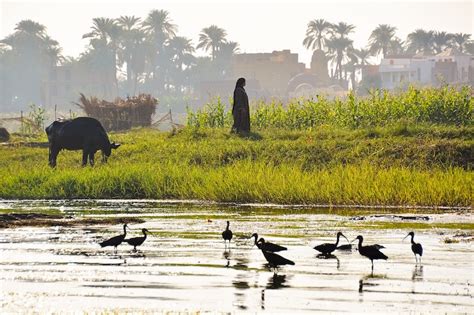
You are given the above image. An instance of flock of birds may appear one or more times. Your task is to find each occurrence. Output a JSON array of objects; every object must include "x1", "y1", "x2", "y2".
[{"x1": 98, "y1": 221, "x2": 423, "y2": 272}]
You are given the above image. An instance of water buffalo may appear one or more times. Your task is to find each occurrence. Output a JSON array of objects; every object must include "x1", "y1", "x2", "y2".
[{"x1": 45, "y1": 117, "x2": 120, "y2": 167}]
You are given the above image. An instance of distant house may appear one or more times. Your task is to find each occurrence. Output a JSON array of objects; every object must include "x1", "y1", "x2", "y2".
[
  {"x1": 377, "y1": 48, "x2": 474, "y2": 90},
  {"x1": 231, "y1": 50, "x2": 306, "y2": 98},
  {"x1": 41, "y1": 63, "x2": 115, "y2": 110}
]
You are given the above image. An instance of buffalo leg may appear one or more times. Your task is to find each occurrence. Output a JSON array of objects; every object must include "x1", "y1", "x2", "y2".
[
  {"x1": 82, "y1": 150, "x2": 88, "y2": 167},
  {"x1": 89, "y1": 152, "x2": 95, "y2": 166},
  {"x1": 49, "y1": 147, "x2": 59, "y2": 167}
]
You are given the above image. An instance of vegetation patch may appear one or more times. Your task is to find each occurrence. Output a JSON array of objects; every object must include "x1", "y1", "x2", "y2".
[{"x1": 0, "y1": 212, "x2": 144, "y2": 228}]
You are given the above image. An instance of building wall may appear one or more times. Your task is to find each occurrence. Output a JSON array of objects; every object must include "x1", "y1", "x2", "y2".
[
  {"x1": 41, "y1": 64, "x2": 115, "y2": 109},
  {"x1": 232, "y1": 50, "x2": 305, "y2": 97}
]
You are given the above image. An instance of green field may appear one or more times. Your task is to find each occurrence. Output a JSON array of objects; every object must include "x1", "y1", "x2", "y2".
[
  {"x1": 1, "y1": 87, "x2": 473, "y2": 206},
  {"x1": 0, "y1": 124, "x2": 472, "y2": 207}
]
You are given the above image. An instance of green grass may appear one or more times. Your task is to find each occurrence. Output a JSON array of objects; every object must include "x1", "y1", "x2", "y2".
[
  {"x1": 0, "y1": 125, "x2": 472, "y2": 207},
  {"x1": 188, "y1": 86, "x2": 473, "y2": 129}
]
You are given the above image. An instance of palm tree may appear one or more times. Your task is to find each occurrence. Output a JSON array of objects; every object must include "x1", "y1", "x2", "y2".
[
  {"x1": 167, "y1": 36, "x2": 195, "y2": 70},
  {"x1": 142, "y1": 9, "x2": 177, "y2": 91},
  {"x1": 0, "y1": 19, "x2": 62, "y2": 106},
  {"x1": 387, "y1": 38, "x2": 405, "y2": 55},
  {"x1": 83, "y1": 17, "x2": 121, "y2": 97},
  {"x1": 327, "y1": 36, "x2": 353, "y2": 80},
  {"x1": 196, "y1": 25, "x2": 227, "y2": 60},
  {"x1": 451, "y1": 33, "x2": 471, "y2": 53},
  {"x1": 354, "y1": 48, "x2": 371, "y2": 66},
  {"x1": 368, "y1": 24, "x2": 397, "y2": 58},
  {"x1": 433, "y1": 31, "x2": 453, "y2": 54},
  {"x1": 165, "y1": 36, "x2": 195, "y2": 91},
  {"x1": 216, "y1": 41, "x2": 239, "y2": 78},
  {"x1": 406, "y1": 29, "x2": 434, "y2": 54},
  {"x1": 330, "y1": 22, "x2": 355, "y2": 38},
  {"x1": 465, "y1": 41, "x2": 474, "y2": 55},
  {"x1": 117, "y1": 15, "x2": 144, "y2": 94},
  {"x1": 303, "y1": 19, "x2": 332, "y2": 51}
]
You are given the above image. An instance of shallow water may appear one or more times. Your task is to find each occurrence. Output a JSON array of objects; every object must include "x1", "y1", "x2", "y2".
[{"x1": 0, "y1": 200, "x2": 473, "y2": 313}]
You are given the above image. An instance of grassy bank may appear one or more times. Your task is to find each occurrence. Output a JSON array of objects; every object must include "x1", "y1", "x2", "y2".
[{"x1": 0, "y1": 125, "x2": 472, "y2": 207}]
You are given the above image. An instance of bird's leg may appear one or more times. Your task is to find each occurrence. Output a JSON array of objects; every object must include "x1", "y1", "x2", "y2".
[{"x1": 371, "y1": 260, "x2": 374, "y2": 272}]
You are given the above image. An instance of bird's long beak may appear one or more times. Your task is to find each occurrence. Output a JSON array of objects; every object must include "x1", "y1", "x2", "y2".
[
  {"x1": 342, "y1": 234, "x2": 350, "y2": 243},
  {"x1": 402, "y1": 234, "x2": 409, "y2": 241},
  {"x1": 350, "y1": 238, "x2": 357, "y2": 244}
]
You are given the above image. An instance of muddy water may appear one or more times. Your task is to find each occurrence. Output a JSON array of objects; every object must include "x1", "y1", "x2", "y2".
[{"x1": 0, "y1": 200, "x2": 472, "y2": 313}]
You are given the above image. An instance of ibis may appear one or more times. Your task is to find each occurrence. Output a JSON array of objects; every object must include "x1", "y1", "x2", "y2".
[
  {"x1": 124, "y1": 228, "x2": 149, "y2": 251},
  {"x1": 261, "y1": 250, "x2": 295, "y2": 273},
  {"x1": 314, "y1": 231, "x2": 349, "y2": 256},
  {"x1": 222, "y1": 221, "x2": 233, "y2": 247},
  {"x1": 353, "y1": 235, "x2": 388, "y2": 271},
  {"x1": 99, "y1": 224, "x2": 129, "y2": 252},
  {"x1": 251, "y1": 233, "x2": 287, "y2": 252},
  {"x1": 403, "y1": 231, "x2": 423, "y2": 264}
]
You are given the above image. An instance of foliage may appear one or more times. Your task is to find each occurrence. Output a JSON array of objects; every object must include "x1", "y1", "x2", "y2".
[
  {"x1": 187, "y1": 87, "x2": 473, "y2": 129},
  {"x1": 25, "y1": 103, "x2": 47, "y2": 134},
  {"x1": 0, "y1": 126, "x2": 472, "y2": 206}
]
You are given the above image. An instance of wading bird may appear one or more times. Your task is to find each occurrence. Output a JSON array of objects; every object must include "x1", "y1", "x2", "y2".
[
  {"x1": 336, "y1": 243, "x2": 385, "y2": 251},
  {"x1": 124, "y1": 228, "x2": 150, "y2": 251},
  {"x1": 251, "y1": 233, "x2": 287, "y2": 252},
  {"x1": 261, "y1": 250, "x2": 295, "y2": 274},
  {"x1": 403, "y1": 231, "x2": 423, "y2": 264},
  {"x1": 353, "y1": 235, "x2": 388, "y2": 271},
  {"x1": 99, "y1": 224, "x2": 129, "y2": 252},
  {"x1": 314, "y1": 232, "x2": 349, "y2": 256},
  {"x1": 222, "y1": 221, "x2": 233, "y2": 247}
]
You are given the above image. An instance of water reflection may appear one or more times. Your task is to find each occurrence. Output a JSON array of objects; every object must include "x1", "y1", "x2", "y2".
[
  {"x1": 223, "y1": 250, "x2": 230, "y2": 268},
  {"x1": 358, "y1": 273, "x2": 383, "y2": 294},
  {"x1": 316, "y1": 253, "x2": 341, "y2": 270},
  {"x1": 412, "y1": 265, "x2": 423, "y2": 281},
  {"x1": 266, "y1": 274, "x2": 288, "y2": 289}
]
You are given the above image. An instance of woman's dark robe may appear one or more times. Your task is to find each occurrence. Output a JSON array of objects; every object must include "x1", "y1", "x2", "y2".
[{"x1": 232, "y1": 86, "x2": 250, "y2": 133}]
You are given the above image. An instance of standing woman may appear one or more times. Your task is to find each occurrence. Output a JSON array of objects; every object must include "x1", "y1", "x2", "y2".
[{"x1": 232, "y1": 77, "x2": 250, "y2": 133}]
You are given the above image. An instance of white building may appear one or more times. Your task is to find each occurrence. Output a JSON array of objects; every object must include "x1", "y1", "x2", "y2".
[
  {"x1": 379, "y1": 55, "x2": 435, "y2": 89},
  {"x1": 378, "y1": 48, "x2": 473, "y2": 90}
]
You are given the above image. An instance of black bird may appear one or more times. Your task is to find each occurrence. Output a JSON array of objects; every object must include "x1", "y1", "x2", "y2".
[
  {"x1": 337, "y1": 243, "x2": 385, "y2": 251},
  {"x1": 261, "y1": 250, "x2": 295, "y2": 273},
  {"x1": 251, "y1": 234, "x2": 287, "y2": 252},
  {"x1": 99, "y1": 224, "x2": 129, "y2": 252},
  {"x1": 353, "y1": 235, "x2": 388, "y2": 271},
  {"x1": 314, "y1": 232, "x2": 349, "y2": 255},
  {"x1": 403, "y1": 231, "x2": 423, "y2": 264},
  {"x1": 222, "y1": 221, "x2": 233, "y2": 246},
  {"x1": 124, "y1": 228, "x2": 149, "y2": 251}
]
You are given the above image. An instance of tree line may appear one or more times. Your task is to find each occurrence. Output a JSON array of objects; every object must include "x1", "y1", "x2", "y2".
[
  {"x1": 0, "y1": 11, "x2": 472, "y2": 111},
  {"x1": 303, "y1": 20, "x2": 473, "y2": 88}
]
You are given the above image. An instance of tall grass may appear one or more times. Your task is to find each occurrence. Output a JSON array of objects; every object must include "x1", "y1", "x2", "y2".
[
  {"x1": 187, "y1": 86, "x2": 473, "y2": 129},
  {"x1": 0, "y1": 127, "x2": 472, "y2": 206},
  {"x1": 0, "y1": 161, "x2": 471, "y2": 206}
]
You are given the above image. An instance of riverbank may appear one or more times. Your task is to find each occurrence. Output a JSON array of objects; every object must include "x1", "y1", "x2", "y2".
[{"x1": 0, "y1": 125, "x2": 472, "y2": 207}]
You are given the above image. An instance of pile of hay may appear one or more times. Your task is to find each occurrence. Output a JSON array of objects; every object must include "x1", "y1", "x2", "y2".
[{"x1": 76, "y1": 93, "x2": 158, "y2": 131}]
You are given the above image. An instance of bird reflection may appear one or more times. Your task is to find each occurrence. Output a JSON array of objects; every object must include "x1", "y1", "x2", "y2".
[
  {"x1": 358, "y1": 273, "x2": 382, "y2": 293},
  {"x1": 223, "y1": 250, "x2": 231, "y2": 268},
  {"x1": 266, "y1": 274, "x2": 288, "y2": 289},
  {"x1": 412, "y1": 265, "x2": 423, "y2": 281},
  {"x1": 316, "y1": 253, "x2": 340, "y2": 270}
]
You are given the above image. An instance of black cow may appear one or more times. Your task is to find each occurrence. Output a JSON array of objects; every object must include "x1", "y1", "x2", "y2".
[{"x1": 45, "y1": 117, "x2": 120, "y2": 167}]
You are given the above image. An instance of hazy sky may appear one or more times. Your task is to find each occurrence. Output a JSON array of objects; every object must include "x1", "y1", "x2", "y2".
[{"x1": 1, "y1": 0, "x2": 472, "y2": 66}]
